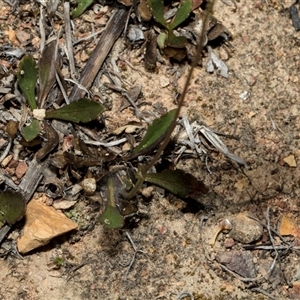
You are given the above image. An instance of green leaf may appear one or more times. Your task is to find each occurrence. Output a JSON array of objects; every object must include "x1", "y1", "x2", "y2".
[
  {"x1": 0, "y1": 190, "x2": 26, "y2": 227},
  {"x1": 99, "y1": 177, "x2": 124, "y2": 229},
  {"x1": 157, "y1": 32, "x2": 167, "y2": 49},
  {"x1": 70, "y1": 0, "x2": 93, "y2": 19},
  {"x1": 17, "y1": 55, "x2": 38, "y2": 110},
  {"x1": 45, "y1": 98, "x2": 105, "y2": 123},
  {"x1": 145, "y1": 169, "x2": 209, "y2": 199},
  {"x1": 166, "y1": 31, "x2": 187, "y2": 48},
  {"x1": 147, "y1": 0, "x2": 169, "y2": 29},
  {"x1": 169, "y1": 0, "x2": 193, "y2": 30},
  {"x1": 132, "y1": 109, "x2": 177, "y2": 157},
  {"x1": 21, "y1": 119, "x2": 41, "y2": 142},
  {"x1": 38, "y1": 40, "x2": 57, "y2": 108}
]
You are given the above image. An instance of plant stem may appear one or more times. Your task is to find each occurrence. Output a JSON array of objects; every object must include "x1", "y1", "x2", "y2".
[{"x1": 123, "y1": 0, "x2": 216, "y2": 199}]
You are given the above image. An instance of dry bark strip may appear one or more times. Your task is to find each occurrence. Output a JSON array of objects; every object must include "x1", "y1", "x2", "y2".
[{"x1": 69, "y1": 8, "x2": 129, "y2": 102}]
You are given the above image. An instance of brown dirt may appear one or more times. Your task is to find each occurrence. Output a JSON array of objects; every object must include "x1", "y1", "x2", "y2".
[{"x1": 1, "y1": 1, "x2": 300, "y2": 299}]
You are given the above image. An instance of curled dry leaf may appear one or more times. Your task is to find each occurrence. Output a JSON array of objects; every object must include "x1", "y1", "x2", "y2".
[
  {"x1": 210, "y1": 218, "x2": 232, "y2": 246},
  {"x1": 36, "y1": 122, "x2": 59, "y2": 161}
]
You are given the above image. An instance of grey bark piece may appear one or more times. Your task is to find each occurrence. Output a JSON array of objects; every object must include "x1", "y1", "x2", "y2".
[{"x1": 69, "y1": 8, "x2": 129, "y2": 102}]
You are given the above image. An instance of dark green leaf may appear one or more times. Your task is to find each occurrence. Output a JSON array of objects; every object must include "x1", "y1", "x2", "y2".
[
  {"x1": 70, "y1": 0, "x2": 93, "y2": 19},
  {"x1": 0, "y1": 191, "x2": 26, "y2": 227},
  {"x1": 45, "y1": 98, "x2": 105, "y2": 123},
  {"x1": 169, "y1": 0, "x2": 193, "y2": 30},
  {"x1": 17, "y1": 55, "x2": 38, "y2": 110},
  {"x1": 99, "y1": 205, "x2": 124, "y2": 229},
  {"x1": 38, "y1": 40, "x2": 57, "y2": 108},
  {"x1": 99, "y1": 177, "x2": 124, "y2": 229},
  {"x1": 147, "y1": 0, "x2": 169, "y2": 29},
  {"x1": 132, "y1": 109, "x2": 177, "y2": 157},
  {"x1": 21, "y1": 119, "x2": 41, "y2": 142},
  {"x1": 145, "y1": 169, "x2": 209, "y2": 199},
  {"x1": 166, "y1": 31, "x2": 187, "y2": 48}
]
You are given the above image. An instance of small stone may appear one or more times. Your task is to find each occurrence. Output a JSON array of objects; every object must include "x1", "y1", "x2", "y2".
[
  {"x1": 81, "y1": 178, "x2": 96, "y2": 195},
  {"x1": 216, "y1": 250, "x2": 256, "y2": 278},
  {"x1": 16, "y1": 30, "x2": 31, "y2": 44},
  {"x1": 283, "y1": 154, "x2": 297, "y2": 167},
  {"x1": 1, "y1": 155, "x2": 13, "y2": 167},
  {"x1": 230, "y1": 212, "x2": 263, "y2": 244},
  {"x1": 289, "y1": 281, "x2": 300, "y2": 299},
  {"x1": 223, "y1": 238, "x2": 235, "y2": 248},
  {"x1": 159, "y1": 76, "x2": 169, "y2": 88},
  {"x1": 15, "y1": 161, "x2": 27, "y2": 179},
  {"x1": 17, "y1": 198, "x2": 78, "y2": 253},
  {"x1": 53, "y1": 199, "x2": 77, "y2": 210},
  {"x1": 234, "y1": 178, "x2": 249, "y2": 192}
]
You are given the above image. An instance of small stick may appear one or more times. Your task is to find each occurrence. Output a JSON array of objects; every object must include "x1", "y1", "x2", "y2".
[
  {"x1": 63, "y1": 2, "x2": 77, "y2": 79},
  {"x1": 69, "y1": 8, "x2": 129, "y2": 102}
]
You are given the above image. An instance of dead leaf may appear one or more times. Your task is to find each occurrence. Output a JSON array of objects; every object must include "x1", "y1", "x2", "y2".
[{"x1": 278, "y1": 215, "x2": 300, "y2": 238}]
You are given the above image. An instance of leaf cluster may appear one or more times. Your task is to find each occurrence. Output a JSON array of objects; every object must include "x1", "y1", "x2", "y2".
[
  {"x1": 17, "y1": 45, "x2": 104, "y2": 144},
  {"x1": 12, "y1": 1, "x2": 216, "y2": 231}
]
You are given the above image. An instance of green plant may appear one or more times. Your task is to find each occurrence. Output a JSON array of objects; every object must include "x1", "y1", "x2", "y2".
[
  {"x1": 70, "y1": 0, "x2": 94, "y2": 19},
  {"x1": 0, "y1": 190, "x2": 26, "y2": 228},
  {"x1": 53, "y1": 256, "x2": 65, "y2": 267},
  {"x1": 98, "y1": 1, "x2": 215, "y2": 229},
  {"x1": 17, "y1": 41, "x2": 104, "y2": 157},
  {"x1": 147, "y1": 0, "x2": 193, "y2": 59}
]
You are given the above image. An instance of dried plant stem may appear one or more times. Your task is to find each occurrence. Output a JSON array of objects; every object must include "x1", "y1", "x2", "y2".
[{"x1": 123, "y1": 1, "x2": 215, "y2": 199}]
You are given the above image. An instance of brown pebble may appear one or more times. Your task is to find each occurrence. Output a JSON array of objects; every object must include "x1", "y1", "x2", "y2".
[
  {"x1": 15, "y1": 161, "x2": 27, "y2": 179},
  {"x1": 16, "y1": 30, "x2": 31, "y2": 44},
  {"x1": 223, "y1": 238, "x2": 235, "y2": 248},
  {"x1": 216, "y1": 250, "x2": 257, "y2": 278},
  {"x1": 230, "y1": 212, "x2": 263, "y2": 244}
]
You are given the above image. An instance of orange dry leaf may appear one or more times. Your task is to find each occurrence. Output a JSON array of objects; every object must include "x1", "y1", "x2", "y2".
[{"x1": 278, "y1": 215, "x2": 300, "y2": 238}]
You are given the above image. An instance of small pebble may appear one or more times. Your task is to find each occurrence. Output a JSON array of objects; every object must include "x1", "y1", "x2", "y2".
[
  {"x1": 230, "y1": 212, "x2": 263, "y2": 244},
  {"x1": 16, "y1": 30, "x2": 30, "y2": 44},
  {"x1": 216, "y1": 250, "x2": 256, "y2": 278},
  {"x1": 223, "y1": 238, "x2": 235, "y2": 248}
]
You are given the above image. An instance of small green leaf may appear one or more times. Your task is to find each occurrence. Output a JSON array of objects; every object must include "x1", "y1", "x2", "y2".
[
  {"x1": 132, "y1": 109, "x2": 177, "y2": 157},
  {"x1": 38, "y1": 40, "x2": 57, "y2": 108},
  {"x1": 99, "y1": 177, "x2": 124, "y2": 229},
  {"x1": 70, "y1": 0, "x2": 93, "y2": 19},
  {"x1": 17, "y1": 55, "x2": 38, "y2": 110},
  {"x1": 169, "y1": 0, "x2": 193, "y2": 30},
  {"x1": 166, "y1": 31, "x2": 187, "y2": 48},
  {"x1": 145, "y1": 169, "x2": 209, "y2": 199},
  {"x1": 147, "y1": 0, "x2": 169, "y2": 29},
  {"x1": 0, "y1": 190, "x2": 26, "y2": 227},
  {"x1": 157, "y1": 32, "x2": 167, "y2": 49},
  {"x1": 45, "y1": 98, "x2": 105, "y2": 123},
  {"x1": 21, "y1": 119, "x2": 41, "y2": 142}
]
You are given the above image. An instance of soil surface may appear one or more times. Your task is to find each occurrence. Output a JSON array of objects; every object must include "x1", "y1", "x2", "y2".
[{"x1": 1, "y1": 1, "x2": 300, "y2": 299}]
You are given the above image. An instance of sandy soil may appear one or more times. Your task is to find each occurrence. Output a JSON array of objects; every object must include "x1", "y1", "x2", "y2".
[{"x1": 1, "y1": 0, "x2": 300, "y2": 299}]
